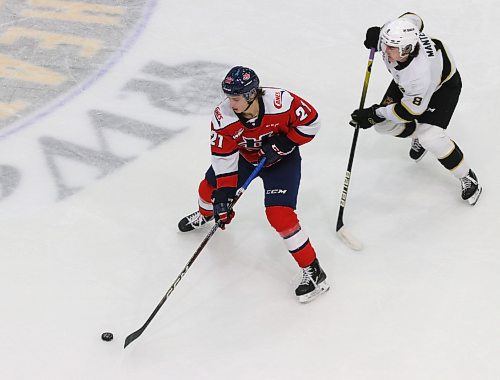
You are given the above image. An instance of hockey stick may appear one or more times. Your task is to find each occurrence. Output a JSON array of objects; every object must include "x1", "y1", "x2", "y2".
[
  {"x1": 124, "y1": 157, "x2": 267, "y2": 348},
  {"x1": 336, "y1": 48, "x2": 376, "y2": 251}
]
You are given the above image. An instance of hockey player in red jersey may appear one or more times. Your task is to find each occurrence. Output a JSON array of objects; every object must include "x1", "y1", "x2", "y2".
[
  {"x1": 350, "y1": 12, "x2": 482, "y2": 205},
  {"x1": 178, "y1": 66, "x2": 329, "y2": 303}
]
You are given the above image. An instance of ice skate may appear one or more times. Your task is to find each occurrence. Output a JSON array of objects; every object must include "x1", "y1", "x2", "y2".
[
  {"x1": 409, "y1": 138, "x2": 426, "y2": 162},
  {"x1": 460, "y1": 169, "x2": 482, "y2": 206},
  {"x1": 178, "y1": 211, "x2": 213, "y2": 232},
  {"x1": 295, "y1": 259, "x2": 330, "y2": 303}
]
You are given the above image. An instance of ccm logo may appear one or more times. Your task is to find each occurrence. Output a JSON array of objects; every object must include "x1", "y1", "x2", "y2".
[
  {"x1": 266, "y1": 189, "x2": 287, "y2": 194},
  {"x1": 274, "y1": 92, "x2": 282, "y2": 109},
  {"x1": 215, "y1": 107, "x2": 223, "y2": 121}
]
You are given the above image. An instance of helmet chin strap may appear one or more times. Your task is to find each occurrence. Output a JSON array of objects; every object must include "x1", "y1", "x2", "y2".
[{"x1": 242, "y1": 95, "x2": 257, "y2": 113}]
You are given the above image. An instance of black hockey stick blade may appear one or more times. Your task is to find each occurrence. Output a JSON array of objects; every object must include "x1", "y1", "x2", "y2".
[{"x1": 124, "y1": 328, "x2": 144, "y2": 348}]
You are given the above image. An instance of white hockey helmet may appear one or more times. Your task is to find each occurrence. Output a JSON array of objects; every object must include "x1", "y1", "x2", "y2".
[{"x1": 379, "y1": 18, "x2": 419, "y2": 56}]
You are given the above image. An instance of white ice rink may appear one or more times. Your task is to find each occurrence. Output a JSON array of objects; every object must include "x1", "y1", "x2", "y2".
[{"x1": 1, "y1": 1, "x2": 499, "y2": 379}]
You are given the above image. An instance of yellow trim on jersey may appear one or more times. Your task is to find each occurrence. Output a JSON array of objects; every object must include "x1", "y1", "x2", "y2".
[
  {"x1": 400, "y1": 101, "x2": 421, "y2": 116},
  {"x1": 434, "y1": 39, "x2": 456, "y2": 86},
  {"x1": 440, "y1": 44, "x2": 456, "y2": 85}
]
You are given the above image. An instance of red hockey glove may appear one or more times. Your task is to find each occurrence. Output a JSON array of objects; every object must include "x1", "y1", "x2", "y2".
[{"x1": 212, "y1": 187, "x2": 236, "y2": 229}]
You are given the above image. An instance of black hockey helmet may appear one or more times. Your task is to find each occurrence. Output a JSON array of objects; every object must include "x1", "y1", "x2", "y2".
[{"x1": 221, "y1": 66, "x2": 259, "y2": 101}]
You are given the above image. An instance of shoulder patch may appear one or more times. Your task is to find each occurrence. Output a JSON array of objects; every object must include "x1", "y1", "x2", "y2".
[
  {"x1": 274, "y1": 91, "x2": 283, "y2": 109},
  {"x1": 211, "y1": 99, "x2": 239, "y2": 131},
  {"x1": 262, "y1": 87, "x2": 293, "y2": 114},
  {"x1": 215, "y1": 106, "x2": 223, "y2": 121}
]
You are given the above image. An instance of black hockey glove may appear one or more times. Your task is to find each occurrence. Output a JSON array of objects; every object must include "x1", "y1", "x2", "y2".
[
  {"x1": 212, "y1": 187, "x2": 236, "y2": 229},
  {"x1": 350, "y1": 105, "x2": 385, "y2": 129},
  {"x1": 260, "y1": 134, "x2": 297, "y2": 166},
  {"x1": 364, "y1": 26, "x2": 381, "y2": 50}
]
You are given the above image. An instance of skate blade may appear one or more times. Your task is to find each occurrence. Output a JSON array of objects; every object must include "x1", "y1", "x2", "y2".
[
  {"x1": 467, "y1": 185, "x2": 482, "y2": 206},
  {"x1": 297, "y1": 281, "x2": 330, "y2": 304}
]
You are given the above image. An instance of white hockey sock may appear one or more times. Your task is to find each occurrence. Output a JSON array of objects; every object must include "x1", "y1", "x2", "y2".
[{"x1": 415, "y1": 123, "x2": 470, "y2": 178}]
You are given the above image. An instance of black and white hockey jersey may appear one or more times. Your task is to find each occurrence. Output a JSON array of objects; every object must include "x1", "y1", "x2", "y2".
[{"x1": 376, "y1": 16, "x2": 457, "y2": 123}]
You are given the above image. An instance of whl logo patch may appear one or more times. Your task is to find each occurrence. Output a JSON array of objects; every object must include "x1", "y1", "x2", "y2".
[{"x1": 0, "y1": 0, "x2": 154, "y2": 134}]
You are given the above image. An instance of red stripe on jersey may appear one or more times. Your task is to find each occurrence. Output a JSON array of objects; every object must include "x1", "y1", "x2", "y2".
[
  {"x1": 287, "y1": 128, "x2": 314, "y2": 145},
  {"x1": 216, "y1": 173, "x2": 238, "y2": 189}
]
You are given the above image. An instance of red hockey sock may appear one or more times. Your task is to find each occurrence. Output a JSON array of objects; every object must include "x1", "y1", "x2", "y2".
[
  {"x1": 198, "y1": 179, "x2": 214, "y2": 217},
  {"x1": 265, "y1": 206, "x2": 316, "y2": 267}
]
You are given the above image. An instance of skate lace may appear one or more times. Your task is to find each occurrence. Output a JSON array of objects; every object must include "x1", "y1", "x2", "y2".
[
  {"x1": 461, "y1": 177, "x2": 472, "y2": 191},
  {"x1": 186, "y1": 211, "x2": 204, "y2": 227},
  {"x1": 460, "y1": 174, "x2": 477, "y2": 191},
  {"x1": 411, "y1": 138, "x2": 422, "y2": 151},
  {"x1": 299, "y1": 266, "x2": 315, "y2": 286}
]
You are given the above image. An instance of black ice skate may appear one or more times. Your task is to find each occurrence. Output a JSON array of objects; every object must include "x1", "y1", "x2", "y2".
[
  {"x1": 409, "y1": 138, "x2": 426, "y2": 162},
  {"x1": 295, "y1": 259, "x2": 330, "y2": 303},
  {"x1": 460, "y1": 169, "x2": 482, "y2": 206},
  {"x1": 178, "y1": 211, "x2": 214, "y2": 232}
]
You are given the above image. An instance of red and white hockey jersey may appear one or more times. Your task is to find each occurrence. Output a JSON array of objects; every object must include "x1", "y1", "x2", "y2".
[{"x1": 210, "y1": 87, "x2": 320, "y2": 189}]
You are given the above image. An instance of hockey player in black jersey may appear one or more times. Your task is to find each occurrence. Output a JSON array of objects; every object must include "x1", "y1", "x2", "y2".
[{"x1": 350, "y1": 12, "x2": 482, "y2": 205}]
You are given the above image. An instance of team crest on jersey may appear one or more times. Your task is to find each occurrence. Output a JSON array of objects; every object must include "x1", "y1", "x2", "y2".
[
  {"x1": 239, "y1": 132, "x2": 272, "y2": 150},
  {"x1": 274, "y1": 91, "x2": 283, "y2": 109}
]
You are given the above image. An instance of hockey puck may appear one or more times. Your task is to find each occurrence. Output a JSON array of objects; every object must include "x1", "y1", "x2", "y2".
[{"x1": 101, "y1": 332, "x2": 113, "y2": 341}]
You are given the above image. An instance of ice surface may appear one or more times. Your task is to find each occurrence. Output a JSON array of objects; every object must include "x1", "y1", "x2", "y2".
[{"x1": 0, "y1": 1, "x2": 499, "y2": 379}]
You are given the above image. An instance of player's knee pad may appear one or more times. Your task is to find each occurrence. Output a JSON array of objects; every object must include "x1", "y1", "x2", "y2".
[
  {"x1": 265, "y1": 206, "x2": 299, "y2": 236},
  {"x1": 415, "y1": 123, "x2": 454, "y2": 157},
  {"x1": 374, "y1": 120, "x2": 406, "y2": 136}
]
